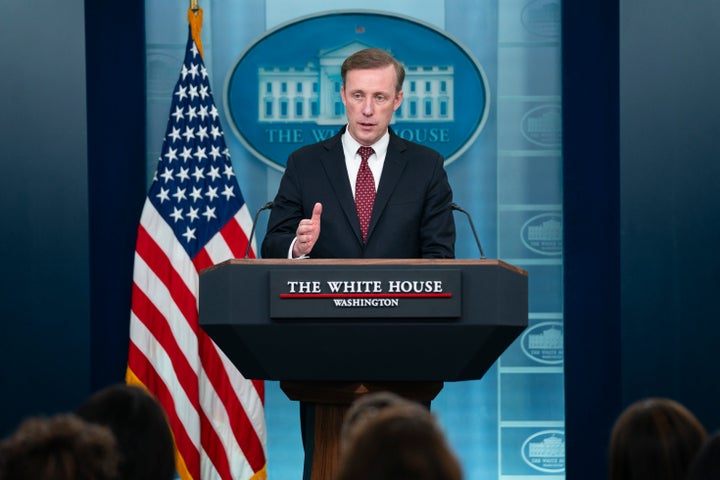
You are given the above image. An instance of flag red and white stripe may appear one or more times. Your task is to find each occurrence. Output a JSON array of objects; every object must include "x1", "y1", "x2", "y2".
[{"x1": 127, "y1": 10, "x2": 266, "y2": 480}]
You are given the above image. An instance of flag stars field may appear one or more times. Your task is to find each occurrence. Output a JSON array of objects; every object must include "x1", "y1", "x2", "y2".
[{"x1": 146, "y1": 42, "x2": 249, "y2": 258}]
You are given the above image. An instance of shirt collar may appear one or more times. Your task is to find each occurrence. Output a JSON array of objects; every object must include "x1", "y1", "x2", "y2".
[{"x1": 342, "y1": 128, "x2": 390, "y2": 158}]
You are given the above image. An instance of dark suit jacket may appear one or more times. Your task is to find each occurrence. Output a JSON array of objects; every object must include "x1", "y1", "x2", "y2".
[{"x1": 261, "y1": 127, "x2": 455, "y2": 259}]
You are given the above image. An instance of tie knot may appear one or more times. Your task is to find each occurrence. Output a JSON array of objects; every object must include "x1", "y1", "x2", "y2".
[{"x1": 357, "y1": 146, "x2": 375, "y2": 163}]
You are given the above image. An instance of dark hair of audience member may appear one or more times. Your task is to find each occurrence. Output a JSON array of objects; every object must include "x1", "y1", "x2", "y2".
[
  {"x1": 0, "y1": 413, "x2": 120, "y2": 480},
  {"x1": 339, "y1": 390, "x2": 416, "y2": 451},
  {"x1": 336, "y1": 402, "x2": 463, "y2": 480},
  {"x1": 76, "y1": 383, "x2": 176, "y2": 480},
  {"x1": 685, "y1": 432, "x2": 720, "y2": 480},
  {"x1": 608, "y1": 397, "x2": 707, "y2": 480}
]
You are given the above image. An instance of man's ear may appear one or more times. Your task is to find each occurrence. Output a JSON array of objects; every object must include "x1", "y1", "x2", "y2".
[{"x1": 393, "y1": 90, "x2": 404, "y2": 111}]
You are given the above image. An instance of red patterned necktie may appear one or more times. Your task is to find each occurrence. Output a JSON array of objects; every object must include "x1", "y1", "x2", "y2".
[{"x1": 355, "y1": 146, "x2": 376, "y2": 243}]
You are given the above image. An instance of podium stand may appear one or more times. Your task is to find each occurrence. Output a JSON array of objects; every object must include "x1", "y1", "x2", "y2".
[{"x1": 199, "y1": 259, "x2": 527, "y2": 480}]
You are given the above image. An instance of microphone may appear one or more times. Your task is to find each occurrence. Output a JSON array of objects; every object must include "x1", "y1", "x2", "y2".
[
  {"x1": 243, "y1": 201, "x2": 274, "y2": 259},
  {"x1": 450, "y1": 202, "x2": 486, "y2": 259}
]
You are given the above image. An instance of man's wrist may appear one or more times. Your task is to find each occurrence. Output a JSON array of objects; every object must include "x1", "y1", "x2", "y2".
[{"x1": 289, "y1": 237, "x2": 307, "y2": 259}]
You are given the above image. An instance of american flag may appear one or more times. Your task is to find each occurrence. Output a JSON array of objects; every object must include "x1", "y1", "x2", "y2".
[{"x1": 126, "y1": 23, "x2": 267, "y2": 480}]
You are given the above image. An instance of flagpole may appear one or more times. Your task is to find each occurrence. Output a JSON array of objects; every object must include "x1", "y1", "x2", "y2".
[{"x1": 187, "y1": 4, "x2": 204, "y2": 59}]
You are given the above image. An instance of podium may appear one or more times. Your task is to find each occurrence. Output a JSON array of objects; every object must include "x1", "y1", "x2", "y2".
[{"x1": 199, "y1": 258, "x2": 527, "y2": 479}]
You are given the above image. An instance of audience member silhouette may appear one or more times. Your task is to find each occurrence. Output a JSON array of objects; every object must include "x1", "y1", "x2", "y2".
[
  {"x1": 339, "y1": 390, "x2": 417, "y2": 451},
  {"x1": 75, "y1": 383, "x2": 176, "y2": 480},
  {"x1": 685, "y1": 432, "x2": 720, "y2": 480},
  {"x1": 0, "y1": 413, "x2": 119, "y2": 480},
  {"x1": 608, "y1": 397, "x2": 707, "y2": 480},
  {"x1": 336, "y1": 398, "x2": 463, "y2": 480}
]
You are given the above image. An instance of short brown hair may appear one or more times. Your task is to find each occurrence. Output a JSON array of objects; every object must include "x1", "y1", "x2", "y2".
[
  {"x1": 608, "y1": 397, "x2": 707, "y2": 480},
  {"x1": 340, "y1": 391, "x2": 415, "y2": 450},
  {"x1": 76, "y1": 384, "x2": 176, "y2": 480},
  {"x1": 336, "y1": 403, "x2": 463, "y2": 480},
  {"x1": 341, "y1": 48, "x2": 405, "y2": 93},
  {"x1": 0, "y1": 414, "x2": 120, "y2": 480}
]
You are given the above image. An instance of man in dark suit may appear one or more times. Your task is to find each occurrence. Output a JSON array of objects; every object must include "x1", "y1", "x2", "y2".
[
  {"x1": 261, "y1": 47, "x2": 455, "y2": 260},
  {"x1": 260, "y1": 47, "x2": 456, "y2": 480}
]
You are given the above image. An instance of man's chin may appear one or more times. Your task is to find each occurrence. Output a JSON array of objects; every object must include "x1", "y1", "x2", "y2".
[{"x1": 353, "y1": 126, "x2": 380, "y2": 141}]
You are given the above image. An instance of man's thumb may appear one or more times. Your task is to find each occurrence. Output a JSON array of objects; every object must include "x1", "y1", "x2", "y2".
[{"x1": 312, "y1": 202, "x2": 323, "y2": 221}]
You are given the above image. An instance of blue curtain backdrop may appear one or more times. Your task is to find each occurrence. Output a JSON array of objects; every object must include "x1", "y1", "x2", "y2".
[{"x1": 145, "y1": 1, "x2": 563, "y2": 478}]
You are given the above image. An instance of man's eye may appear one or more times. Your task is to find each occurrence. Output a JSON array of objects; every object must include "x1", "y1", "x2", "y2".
[
  {"x1": 375, "y1": 95, "x2": 387, "y2": 104},
  {"x1": 353, "y1": 93, "x2": 364, "y2": 101}
]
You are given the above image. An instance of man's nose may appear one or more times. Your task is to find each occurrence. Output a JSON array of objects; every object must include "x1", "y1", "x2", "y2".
[{"x1": 362, "y1": 98, "x2": 374, "y2": 115}]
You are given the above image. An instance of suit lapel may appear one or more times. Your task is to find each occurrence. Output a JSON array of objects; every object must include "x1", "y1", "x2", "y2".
[
  {"x1": 366, "y1": 133, "x2": 408, "y2": 242},
  {"x1": 319, "y1": 130, "x2": 364, "y2": 244}
]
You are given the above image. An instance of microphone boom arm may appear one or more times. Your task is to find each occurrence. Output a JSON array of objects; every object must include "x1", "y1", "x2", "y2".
[
  {"x1": 243, "y1": 201, "x2": 274, "y2": 258},
  {"x1": 450, "y1": 202, "x2": 486, "y2": 259}
]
